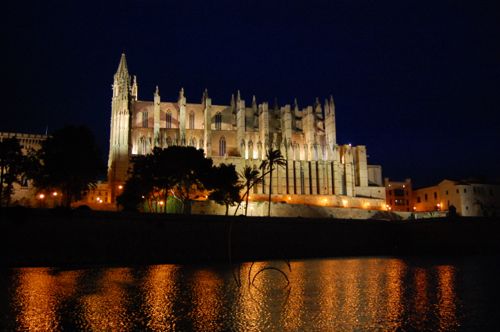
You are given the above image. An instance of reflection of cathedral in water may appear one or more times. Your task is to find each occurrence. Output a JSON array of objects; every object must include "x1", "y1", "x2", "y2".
[{"x1": 107, "y1": 54, "x2": 385, "y2": 206}]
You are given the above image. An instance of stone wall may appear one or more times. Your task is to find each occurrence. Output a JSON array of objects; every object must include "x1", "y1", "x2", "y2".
[{"x1": 191, "y1": 200, "x2": 420, "y2": 220}]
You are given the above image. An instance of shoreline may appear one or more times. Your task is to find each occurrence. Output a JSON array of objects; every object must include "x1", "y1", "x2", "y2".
[{"x1": 1, "y1": 208, "x2": 499, "y2": 268}]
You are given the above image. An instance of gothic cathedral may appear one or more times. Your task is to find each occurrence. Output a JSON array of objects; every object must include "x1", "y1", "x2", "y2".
[{"x1": 108, "y1": 54, "x2": 385, "y2": 208}]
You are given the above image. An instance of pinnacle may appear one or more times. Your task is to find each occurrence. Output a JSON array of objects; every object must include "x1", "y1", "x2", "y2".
[{"x1": 116, "y1": 53, "x2": 128, "y2": 75}]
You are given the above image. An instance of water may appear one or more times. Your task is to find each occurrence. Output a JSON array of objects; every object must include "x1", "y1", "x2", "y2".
[{"x1": 0, "y1": 257, "x2": 498, "y2": 331}]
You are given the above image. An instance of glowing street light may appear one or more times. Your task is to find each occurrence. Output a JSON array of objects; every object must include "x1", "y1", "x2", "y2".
[{"x1": 38, "y1": 193, "x2": 45, "y2": 199}]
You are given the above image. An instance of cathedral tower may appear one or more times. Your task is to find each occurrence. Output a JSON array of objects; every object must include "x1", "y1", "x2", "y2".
[{"x1": 108, "y1": 53, "x2": 132, "y2": 201}]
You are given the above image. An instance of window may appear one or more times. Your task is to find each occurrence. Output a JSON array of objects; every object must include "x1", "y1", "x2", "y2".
[
  {"x1": 445, "y1": 190, "x2": 448, "y2": 195},
  {"x1": 189, "y1": 111, "x2": 195, "y2": 129},
  {"x1": 142, "y1": 112, "x2": 148, "y2": 128},
  {"x1": 456, "y1": 189, "x2": 459, "y2": 194},
  {"x1": 464, "y1": 188, "x2": 467, "y2": 193},
  {"x1": 166, "y1": 136, "x2": 172, "y2": 147},
  {"x1": 433, "y1": 192, "x2": 437, "y2": 200},
  {"x1": 219, "y1": 136, "x2": 226, "y2": 156},
  {"x1": 394, "y1": 189, "x2": 405, "y2": 196},
  {"x1": 189, "y1": 137, "x2": 196, "y2": 147},
  {"x1": 248, "y1": 140, "x2": 253, "y2": 158},
  {"x1": 166, "y1": 111, "x2": 172, "y2": 129},
  {"x1": 417, "y1": 196, "x2": 421, "y2": 203},
  {"x1": 215, "y1": 112, "x2": 222, "y2": 130}
]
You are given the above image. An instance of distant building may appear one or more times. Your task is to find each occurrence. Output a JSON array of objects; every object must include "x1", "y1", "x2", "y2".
[
  {"x1": 0, "y1": 132, "x2": 47, "y2": 206},
  {"x1": 107, "y1": 53, "x2": 386, "y2": 210},
  {"x1": 412, "y1": 179, "x2": 500, "y2": 217},
  {"x1": 384, "y1": 178, "x2": 412, "y2": 212}
]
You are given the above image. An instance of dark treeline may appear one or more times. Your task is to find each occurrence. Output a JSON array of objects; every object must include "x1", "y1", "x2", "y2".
[
  {"x1": 0, "y1": 125, "x2": 104, "y2": 208},
  {"x1": 2, "y1": 124, "x2": 289, "y2": 215}
]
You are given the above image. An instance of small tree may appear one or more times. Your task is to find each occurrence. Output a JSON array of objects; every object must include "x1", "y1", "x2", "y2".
[
  {"x1": 208, "y1": 163, "x2": 242, "y2": 215},
  {"x1": 34, "y1": 126, "x2": 105, "y2": 208},
  {"x1": 0, "y1": 137, "x2": 27, "y2": 207},
  {"x1": 259, "y1": 148, "x2": 286, "y2": 217}
]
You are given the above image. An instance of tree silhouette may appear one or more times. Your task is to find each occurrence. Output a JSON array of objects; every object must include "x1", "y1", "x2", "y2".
[
  {"x1": 166, "y1": 146, "x2": 213, "y2": 214},
  {"x1": 117, "y1": 154, "x2": 155, "y2": 212},
  {"x1": 121, "y1": 146, "x2": 213, "y2": 214},
  {"x1": 259, "y1": 148, "x2": 286, "y2": 217},
  {"x1": 208, "y1": 163, "x2": 241, "y2": 215},
  {"x1": 34, "y1": 126, "x2": 104, "y2": 208},
  {"x1": 0, "y1": 137, "x2": 27, "y2": 207},
  {"x1": 236, "y1": 165, "x2": 262, "y2": 216}
]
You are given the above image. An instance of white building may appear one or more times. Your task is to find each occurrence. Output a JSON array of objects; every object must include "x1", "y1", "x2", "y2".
[{"x1": 413, "y1": 179, "x2": 500, "y2": 217}]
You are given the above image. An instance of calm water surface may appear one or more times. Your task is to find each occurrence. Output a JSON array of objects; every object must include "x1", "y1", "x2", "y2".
[{"x1": 0, "y1": 257, "x2": 498, "y2": 331}]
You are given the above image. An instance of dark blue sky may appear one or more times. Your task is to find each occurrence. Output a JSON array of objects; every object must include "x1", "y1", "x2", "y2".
[{"x1": 2, "y1": 0, "x2": 499, "y2": 187}]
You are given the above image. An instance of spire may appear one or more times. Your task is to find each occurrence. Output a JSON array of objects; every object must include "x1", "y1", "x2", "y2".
[
  {"x1": 329, "y1": 95, "x2": 335, "y2": 109},
  {"x1": 294, "y1": 98, "x2": 299, "y2": 110},
  {"x1": 237, "y1": 90, "x2": 241, "y2": 102},
  {"x1": 202, "y1": 88, "x2": 209, "y2": 104},
  {"x1": 131, "y1": 75, "x2": 138, "y2": 100},
  {"x1": 115, "y1": 53, "x2": 129, "y2": 76},
  {"x1": 154, "y1": 85, "x2": 160, "y2": 97},
  {"x1": 230, "y1": 93, "x2": 235, "y2": 113},
  {"x1": 179, "y1": 87, "x2": 185, "y2": 100}
]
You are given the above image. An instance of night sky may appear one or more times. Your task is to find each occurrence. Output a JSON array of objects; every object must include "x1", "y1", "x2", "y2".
[{"x1": 3, "y1": 0, "x2": 499, "y2": 187}]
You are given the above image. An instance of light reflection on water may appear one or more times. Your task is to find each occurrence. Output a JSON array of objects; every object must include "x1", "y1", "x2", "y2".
[{"x1": 1, "y1": 257, "x2": 498, "y2": 331}]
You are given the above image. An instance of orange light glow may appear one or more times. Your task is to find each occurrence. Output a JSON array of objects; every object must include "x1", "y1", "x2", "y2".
[
  {"x1": 159, "y1": 201, "x2": 164, "y2": 206},
  {"x1": 38, "y1": 193, "x2": 45, "y2": 199},
  {"x1": 118, "y1": 185, "x2": 123, "y2": 190},
  {"x1": 52, "y1": 192, "x2": 58, "y2": 197}
]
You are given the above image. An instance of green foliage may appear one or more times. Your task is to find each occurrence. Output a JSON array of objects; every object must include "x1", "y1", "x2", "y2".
[
  {"x1": 34, "y1": 126, "x2": 105, "y2": 208},
  {"x1": 0, "y1": 137, "x2": 30, "y2": 207},
  {"x1": 208, "y1": 163, "x2": 242, "y2": 215}
]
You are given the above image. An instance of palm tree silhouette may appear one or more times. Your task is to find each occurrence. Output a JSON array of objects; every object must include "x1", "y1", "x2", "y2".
[
  {"x1": 238, "y1": 165, "x2": 262, "y2": 216},
  {"x1": 260, "y1": 148, "x2": 286, "y2": 217}
]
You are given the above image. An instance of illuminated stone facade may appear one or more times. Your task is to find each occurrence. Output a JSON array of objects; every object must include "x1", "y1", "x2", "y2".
[{"x1": 108, "y1": 54, "x2": 386, "y2": 208}]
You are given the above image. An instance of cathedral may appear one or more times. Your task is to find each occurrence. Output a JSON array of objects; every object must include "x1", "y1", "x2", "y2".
[{"x1": 108, "y1": 54, "x2": 386, "y2": 209}]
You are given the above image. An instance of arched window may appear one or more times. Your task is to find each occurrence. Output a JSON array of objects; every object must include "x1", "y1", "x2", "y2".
[
  {"x1": 189, "y1": 137, "x2": 196, "y2": 147},
  {"x1": 166, "y1": 136, "x2": 172, "y2": 147},
  {"x1": 248, "y1": 140, "x2": 253, "y2": 159},
  {"x1": 166, "y1": 111, "x2": 172, "y2": 129},
  {"x1": 199, "y1": 138, "x2": 204, "y2": 150},
  {"x1": 142, "y1": 112, "x2": 148, "y2": 128},
  {"x1": 189, "y1": 111, "x2": 195, "y2": 129},
  {"x1": 219, "y1": 136, "x2": 226, "y2": 156},
  {"x1": 215, "y1": 112, "x2": 222, "y2": 130}
]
